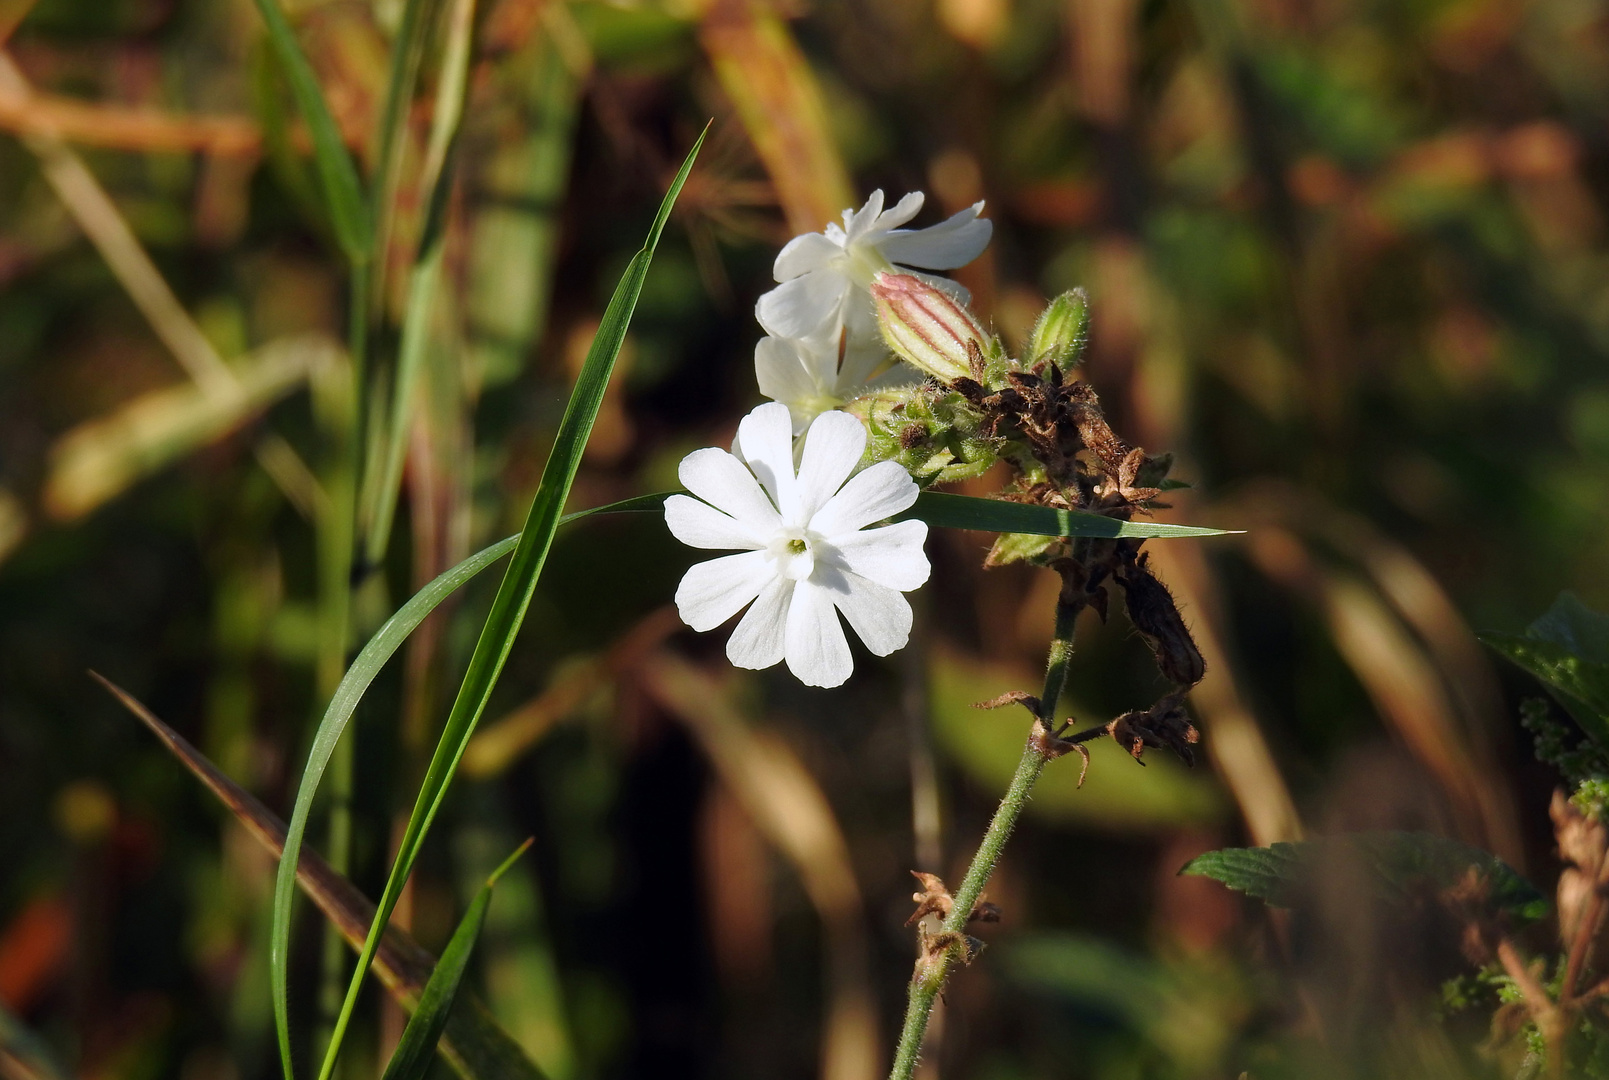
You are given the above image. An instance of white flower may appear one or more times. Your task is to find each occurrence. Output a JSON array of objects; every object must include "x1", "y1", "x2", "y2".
[
  {"x1": 755, "y1": 190, "x2": 992, "y2": 341},
  {"x1": 754, "y1": 328, "x2": 904, "y2": 435},
  {"x1": 666, "y1": 402, "x2": 930, "y2": 688}
]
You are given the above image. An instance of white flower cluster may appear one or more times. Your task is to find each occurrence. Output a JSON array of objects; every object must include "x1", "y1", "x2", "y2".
[
  {"x1": 666, "y1": 192, "x2": 992, "y2": 687},
  {"x1": 754, "y1": 190, "x2": 993, "y2": 433}
]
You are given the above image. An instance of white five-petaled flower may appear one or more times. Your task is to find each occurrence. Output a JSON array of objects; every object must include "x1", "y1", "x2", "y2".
[
  {"x1": 666, "y1": 402, "x2": 930, "y2": 688},
  {"x1": 755, "y1": 190, "x2": 992, "y2": 342},
  {"x1": 754, "y1": 329, "x2": 904, "y2": 435}
]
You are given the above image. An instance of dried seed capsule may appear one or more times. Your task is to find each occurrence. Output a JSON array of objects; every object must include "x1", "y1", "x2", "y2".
[{"x1": 1118, "y1": 554, "x2": 1206, "y2": 687}]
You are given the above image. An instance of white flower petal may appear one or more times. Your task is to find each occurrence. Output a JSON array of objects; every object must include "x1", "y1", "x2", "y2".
[
  {"x1": 826, "y1": 519, "x2": 930, "y2": 591},
  {"x1": 785, "y1": 578, "x2": 853, "y2": 688},
  {"x1": 843, "y1": 189, "x2": 886, "y2": 240},
  {"x1": 675, "y1": 550, "x2": 776, "y2": 632},
  {"x1": 873, "y1": 191, "x2": 926, "y2": 232},
  {"x1": 736, "y1": 402, "x2": 799, "y2": 518},
  {"x1": 838, "y1": 332, "x2": 895, "y2": 389},
  {"x1": 773, "y1": 231, "x2": 843, "y2": 282},
  {"x1": 726, "y1": 576, "x2": 793, "y2": 670},
  {"x1": 880, "y1": 202, "x2": 992, "y2": 270},
  {"x1": 678, "y1": 448, "x2": 781, "y2": 532},
  {"x1": 795, "y1": 410, "x2": 867, "y2": 523},
  {"x1": 818, "y1": 565, "x2": 913, "y2": 656},
  {"x1": 754, "y1": 336, "x2": 830, "y2": 434},
  {"x1": 756, "y1": 269, "x2": 850, "y2": 339},
  {"x1": 808, "y1": 459, "x2": 920, "y2": 537},
  {"x1": 664, "y1": 494, "x2": 765, "y2": 551}
]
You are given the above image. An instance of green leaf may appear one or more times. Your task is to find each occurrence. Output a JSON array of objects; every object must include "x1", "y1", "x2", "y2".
[
  {"x1": 1527, "y1": 591, "x2": 1609, "y2": 666},
  {"x1": 249, "y1": 0, "x2": 372, "y2": 263},
  {"x1": 361, "y1": 0, "x2": 476, "y2": 564},
  {"x1": 308, "y1": 128, "x2": 708, "y2": 1080},
  {"x1": 379, "y1": 839, "x2": 532, "y2": 1080},
  {"x1": 268, "y1": 492, "x2": 669, "y2": 1079},
  {"x1": 1181, "y1": 832, "x2": 1547, "y2": 922},
  {"x1": 368, "y1": 0, "x2": 445, "y2": 292},
  {"x1": 1481, "y1": 633, "x2": 1609, "y2": 746},
  {"x1": 897, "y1": 490, "x2": 1234, "y2": 539},
  {"x1": 1480, "y1": 592, "x2": 1609, "y2": 746}
]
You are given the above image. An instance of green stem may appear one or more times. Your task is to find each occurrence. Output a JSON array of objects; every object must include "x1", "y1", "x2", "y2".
[
  {"x1": 886, "y1": 582, "x2": 1082, "y2": 1080},
  {"x1": 311, "y1": 260, "x2": 366, "y2": 1060}
]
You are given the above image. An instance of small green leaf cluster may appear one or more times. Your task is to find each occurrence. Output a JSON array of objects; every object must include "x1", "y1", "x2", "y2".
[{"x1": 1489, "y1": 593, "x2": 1609, "y2": 818}]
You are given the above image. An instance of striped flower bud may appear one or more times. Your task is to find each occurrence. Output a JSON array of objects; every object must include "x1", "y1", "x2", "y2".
[{"x1": 870, "y1": 272, "x2": 987, "y2": 384}]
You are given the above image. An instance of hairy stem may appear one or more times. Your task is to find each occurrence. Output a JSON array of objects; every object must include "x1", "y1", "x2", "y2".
[{"x1": 886, "y1": 585, "x2": 1082, "y2": 1080}]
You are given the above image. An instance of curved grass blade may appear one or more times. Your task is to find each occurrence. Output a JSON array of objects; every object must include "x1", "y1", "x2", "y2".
[
  {"x1": 900, "y1": 491, "x2": 1234, "y2": 539},
  {"x1": 95, "y1": 675, "x2": 545, "y2": 1080},
  {"x1": 311, "y1": 127, "x2": 707, "y2": 1080},
  {"x1": 379, "y1": 840, "x2": 532, "y2": 1080},
  {"x1": 249, "y1": 0, "x2": 372, "y2": 263},
  {"x1": 269, "y1": 491, "x2": 669, "y2": 1077}
]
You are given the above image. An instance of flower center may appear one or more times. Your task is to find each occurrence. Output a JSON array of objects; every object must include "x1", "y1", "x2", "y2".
[{"x1": 768, "y1": 528, "x2": 818, "y2": 581}]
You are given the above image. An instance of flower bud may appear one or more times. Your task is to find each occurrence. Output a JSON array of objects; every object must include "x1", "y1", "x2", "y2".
[
  {"x1": 871, "y1": 272, "x2": 988, "y2": 384},
  {"x1": 1028, "y1": 288, "x2": 1090, "y2": 367}
]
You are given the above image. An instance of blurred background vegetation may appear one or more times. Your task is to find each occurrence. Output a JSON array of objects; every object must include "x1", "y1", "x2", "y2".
[{"x1": 2, "y1": 0, "x2": 1608, "y2": 1076}]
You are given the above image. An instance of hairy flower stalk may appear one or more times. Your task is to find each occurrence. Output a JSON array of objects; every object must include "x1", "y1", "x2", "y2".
[{"x1": 877, "y1": 275, "x2": 1206, "y2": 1080}]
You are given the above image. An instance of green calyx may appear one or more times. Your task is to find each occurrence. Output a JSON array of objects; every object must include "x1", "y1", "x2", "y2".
[
  {"x1": 845, "y1": 383, "x2": 1001, "y2": 485},
  {"x1": 1027, "y1": 288, "x2": 1090, "y2": 369}
]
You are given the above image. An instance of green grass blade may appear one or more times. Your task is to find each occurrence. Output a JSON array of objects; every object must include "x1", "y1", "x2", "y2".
[
  {"x1": 369, "y1": 0, "x2": 444, "y2": 306},
  {"x1": 249, "y1": 0, "x2": 372, "y2": 264},
  {"x1": 268, "y1": 493, "x2": 668, "y2": 1079},
  {"x1": 314, "y1": 126, "x2": 707, "y2": 1080},
  {"x1": 97, "y1": 673, "x2": 546, "y2": 1080},
  {"x1": 899, "y1": 491, "x2": 1235, "y2": 539},
  {"x1": 379, "y1": 839, "x2": 532, "y2": 1080},
  {"x1": 362, "y1": 0, "x2": 476, "y2": 564}
]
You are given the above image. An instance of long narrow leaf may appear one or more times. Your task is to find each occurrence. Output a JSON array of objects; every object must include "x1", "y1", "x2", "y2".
[
  {"x1": 92, "y1": 675, "x2": 546, "y2": 1080},
  {"x1": 313, "y1": 127, "x2": 707, "y2": 1080},
  {"x1": 362, "y1": 0, "x2": 477, "y2": 564},
  {"x1": 368, "y1": 0, "x2": 444, "y2": 308},
  {"x1": 900, "y1": 491, "x2": 1234, "y2": 539},
  {"x1": 380, "y1": 840, "x2": 532, "y2": 1080},
  {"x1": 249, "y1": 0, "x2": 372, "y2": 263},
  {"x1": 269, "y1": 491, "x2": 668, "y2": 1076}
]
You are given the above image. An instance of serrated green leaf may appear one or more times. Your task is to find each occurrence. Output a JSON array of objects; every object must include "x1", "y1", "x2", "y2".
[
  {"x1": 897, "y1": 490, "x2": 1233, "y2": 539},
  {"x1": 379, "y1": 840, "x2": 531, "y2": 1080},
  {"x1": 306, "y1": 128, "x2": 707, "y2": 1080},
  {"x1": 1181, "y1": 832, "x2": 1547, "y2": 922},
  {"x1": 249, "y1": 0, "x2": 372, "y2": 263},
  {"x1": 1480, "y1": 631, "x2": 1609, "y2": 746}
]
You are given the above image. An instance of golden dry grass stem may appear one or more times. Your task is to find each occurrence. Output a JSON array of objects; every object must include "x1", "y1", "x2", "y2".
[
  {"x1": 0, "y1": 87, "x2": 259, "y2": 157},
  {"x1": 641, "y1": 652, "x2": 880, "y2": 1080},
  {"x1": 0, "y1": 51, "x2": 322, "y2": 521},
  {"x1": 698, "y1": 0, "x2": 853, "y2": 235}
]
